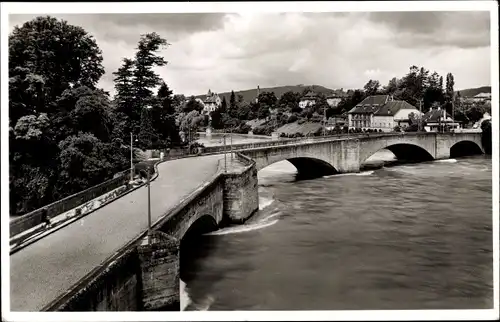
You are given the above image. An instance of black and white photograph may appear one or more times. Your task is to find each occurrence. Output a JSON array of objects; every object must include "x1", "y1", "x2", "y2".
[{"x1": 1, "y1": 1, "x2": 498, "y2": 321}]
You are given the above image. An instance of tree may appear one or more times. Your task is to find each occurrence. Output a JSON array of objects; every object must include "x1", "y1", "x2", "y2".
[
  {"x1": 155, "y1": 82, "x2": 180, "y2": 146},
  {"x1": 220, "y1": 96, "x2": 228, "y2": 114},
  {"x1": 184, "y1": 96, "x2": 204, "y2": 113},
  {"x1": 363, "y1": 79, "x2": 381, "y2": 96},
  {"x1": 138, "y1": 108, "x2": 155, "y2": 149},
  {"x1": 443, "y1": 72, "x2": 455, "y2": 115},
  {"x1": 481, "y1": 119, "x2": 492, "y2": 155},
  {"x1": 132, "y1": 32, "x2": 169, "y2": 122},
  {"x1": 57, "y1": 133, "x2": 127, "y2": 196},
  {"x1": 279, "y1": 91, "x2": 301, "y2": 112},
  {"x1": 210, "y1": 108, "x2": 223, "y2": 129},
  {"x1": 113, "y1": 58, "x2": 136, "y2": 136},
  {"x1": 8, "y1": 16, "x2": 129, "y2": 216},
  {"x1": 230, "y1": 90, "x2": 236, "y2": 110},
  {"x1": 9, "y1": 16, "x2": 105, "y2": 125},
  {"x1": 383, "y1": 77, "x2": 399, "y2": 95}
]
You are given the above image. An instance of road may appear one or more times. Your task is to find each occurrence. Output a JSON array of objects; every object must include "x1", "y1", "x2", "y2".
[{"x1": 10, "y1": 154, "x2": 223, "y2": 311}]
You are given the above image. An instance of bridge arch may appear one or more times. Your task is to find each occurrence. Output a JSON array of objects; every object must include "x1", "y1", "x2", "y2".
[
  {"x1": 179, "y1": 214, "x2": 218, "y2": 282},
  {"x1": 450, "y1": 140, "x2": 484, "y2": 158},
  {"x1": 359, "y1": 137, "x2": 435, "y2": 165},
  {"x1": 258, "y1": 156, "x2": 338, "y2": 179}
]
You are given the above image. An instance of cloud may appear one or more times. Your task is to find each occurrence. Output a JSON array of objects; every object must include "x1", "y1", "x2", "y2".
[
  {"x1": 8, "y1": 11, "x2": 491, "y2": 97},
  {"x1": 368, "y1": 11, "x2": 490, "y2": 49}
]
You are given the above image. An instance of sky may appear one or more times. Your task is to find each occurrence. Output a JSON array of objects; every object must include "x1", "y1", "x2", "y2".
[{"x1": 8, "y1": 11, "x2": 491, "y2": 97}]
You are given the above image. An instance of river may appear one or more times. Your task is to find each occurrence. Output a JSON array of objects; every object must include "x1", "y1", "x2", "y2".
[{"x1": 180, "y1": 149, "x2": 493, "y2": 311}]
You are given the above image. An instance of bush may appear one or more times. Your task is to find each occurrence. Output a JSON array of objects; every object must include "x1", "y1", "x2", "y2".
[
  {"x1": 287, "y1": 114, "x2": 298, "y2": 123},
  {"x1": 393, "y1": 125, "x2": 402, "y2": 132}
]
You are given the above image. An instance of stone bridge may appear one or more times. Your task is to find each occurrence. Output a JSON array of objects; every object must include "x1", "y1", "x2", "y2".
[{"x1": 239, "y1": 132, "x2": 484, "y2": 177}]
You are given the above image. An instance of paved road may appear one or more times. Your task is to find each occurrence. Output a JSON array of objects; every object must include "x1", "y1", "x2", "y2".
[{"x1": 10, "y1": 154, "x2": 223, "y2": 311}]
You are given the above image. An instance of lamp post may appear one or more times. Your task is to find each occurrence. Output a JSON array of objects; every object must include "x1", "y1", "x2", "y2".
[
  {"x1": 230, "y1": 128, "x2": 233, "y2": 161},
  {"x1": 130, "y1": 132, "x2": 134, "y2": 182},
  {"x1": 147, "y1": 166, "x2": 152, "y2": 244},
  {"x1": 223, "y1": 134, "x2": 227, "y2": 173}
]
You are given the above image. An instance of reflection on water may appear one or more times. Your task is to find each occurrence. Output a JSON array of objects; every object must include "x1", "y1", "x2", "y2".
[{"x1": 180, "y1": 150, "x2": 493, "y2": 310}]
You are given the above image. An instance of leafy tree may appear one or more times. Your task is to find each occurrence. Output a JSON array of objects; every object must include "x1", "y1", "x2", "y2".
[
  {"x1": 210, "y1": 108, "x2": 223, "y2": 129},
  {"x1": 481, "y1": 119, "x2": 492, "y2": 154},
  {"x1": 9, "y1": 16, "x2": 105, "y2": 126},
  {"x1": 279, "y1": 91, "x2": 301, "y2": 112},
  {"x1": 8, "y1": 16, "x2": 128, "y2": 216},
  {"x1": 113, "y1": 58, "x2": 136, "y2": 135},
  {"x1": 172, "y1": 94, "x2": 186, "y2": 113},
  {"x1": 184, "y1": 96, "x2": 204, "y2": 113},
  {"x1": 132, "y1": 32, "x2": 169, "y2": 125},
  {"x1": 156, "y1": 82, "x2": 180, "y2": 146},
  {"x1": 220, "y1": 96, "x2": 228, "y2": 114},
  {"x1": 57, "y1": 133, "x2": 127, "y2": 196},
  {"x1": 363, "y1": 79, "x2": 381, "y2": 96},
  {"x1": 230, "y1": 90, "x2": 236, "y2": 110},
  {"x1": 138, "y1": 108, "x2": 155, "y2": 149},
  {"x1": 383, "y1": 77, "x2": 399, "y2": 95}
]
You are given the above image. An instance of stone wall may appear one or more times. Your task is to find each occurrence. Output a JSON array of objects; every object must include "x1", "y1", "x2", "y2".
[
  {"x1": 223, "y1": 154, "x2": 259, "y2": 224},
  {"x1": 10, "y1": 169, "x2": 131, "y2": 237},
  {"x1": 45, "y1": 247, "x2": 141, "y2": 311},
  {"x1": 137, "y1": 231, "x2": 180, "y2": 311}
]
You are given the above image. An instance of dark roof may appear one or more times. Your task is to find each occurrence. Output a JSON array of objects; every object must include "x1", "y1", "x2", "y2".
[
  {"x1": 348, "y1": 95, "x2": 418, "y2": 116},
  {"x1": 301, "y1": 92, "x2": 317, "y2": 100},
  {"x1": 359, "y1": 95, "x2": 389, "y2": 106},
  {"x1": 375, "y1": 100, "x2": 416, "y2": 116},
  {"x1": 348, "y1": 95, "x2": 389, "y2": 114},
  {"x1": 422, "y1": 109, "x2": 452, "y2": 123},
  {"x1": 326, "y1": 90, "x2": 348, "y2": 99}
]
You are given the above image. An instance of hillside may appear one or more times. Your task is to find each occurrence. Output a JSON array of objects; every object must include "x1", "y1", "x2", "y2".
[
  {"x1": 193, "y1": 84, "x2": 338, "y2": 103},
  {"x1": 456, "y1": 86, "x2": 491, "y2": 98}
]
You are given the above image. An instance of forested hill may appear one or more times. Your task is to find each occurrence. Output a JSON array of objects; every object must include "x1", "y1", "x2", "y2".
[
  {"x1": 456, "y1": 86, "x2": 491, "y2": 97},
  {"x1": 193, "y1": 84, "x2": 337, "y2": 103}
]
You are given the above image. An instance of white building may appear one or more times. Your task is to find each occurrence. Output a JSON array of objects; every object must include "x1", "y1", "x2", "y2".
[
  {"x1": 326, "y1": 90, "x2": 347, "y2": 108},
  {"x1": 422, "y1": 107, "x2": 460, "y2": 132},
  {"x1": 203, "y1": 89, "x2": 221, "y2": 114},
  {"x1": 299, "y1": 92, "x2": 317, "y2": 109},
  {"x1": 347, "y1": 95, "x2": 422, "y2": 132}
]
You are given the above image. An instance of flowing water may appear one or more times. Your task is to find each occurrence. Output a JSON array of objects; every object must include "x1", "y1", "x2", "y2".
[{"x1": 180, "y1": 150, "x2": 493, "y2": 311}]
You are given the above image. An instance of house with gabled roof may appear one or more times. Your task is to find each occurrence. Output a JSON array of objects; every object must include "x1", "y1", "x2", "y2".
[
  {"x1": 326, "y1": 89, "x2": 347, "y2": 108},
  {"x1": 347, "y1": 95, "x2": 422, "y2": 132},
  {"x1": 422, "y1": 106, "x2": 460, "y2": 132},
  {"x1": 203, "y1": 89, "x2": 221, "y2": 114},
  {"x1": 299, "y1": 91, "x2": 318, "y2": 109}
]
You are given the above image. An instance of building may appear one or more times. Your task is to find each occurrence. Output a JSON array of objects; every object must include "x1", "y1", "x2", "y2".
[
  {"x1": 299, "y1": 92, "x2": 317, "y2": 109},
  {"x1": 471, "y1": 92, "x2": 491, "y2": 103},
  {"x1": 325, "y1": 115, "x2": 347, "y2": 130},
  {"x1": 326, "y1": 89, "x2": 347, "y2": 108},
  {"x1": 347, "y1": 95, "x2": 422, "y2": 132},
  {"x1": 422, "y1": 107, "x2": 460, "y2": 132},
  {"x1": 203, "y1": 89, "x2": 221, "y2": 114}
]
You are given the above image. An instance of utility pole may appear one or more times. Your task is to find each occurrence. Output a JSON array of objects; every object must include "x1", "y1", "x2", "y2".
[
  {"x1": 130, "y1": 132, "x2": 134, "y2": 182},
  {"x1": 147, "y1": 166, "x2": 152, "y2": 244},
  {"x1": 418, "y1": 99, "x2": 423, "y2": 132},
  {"x1": 452, "y1": 100, "x2": 455, "y2": 132},
  {"x1": 323, "y1": 104, "x2": 326, "y2": 136},
  {"x1": 230, "y1": 128, "x2": 233, "y2": 161}
]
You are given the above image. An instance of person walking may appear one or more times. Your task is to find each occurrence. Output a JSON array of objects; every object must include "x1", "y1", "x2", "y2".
[{"x1": 41, "y1": 208, "x2": 51, "y2": 228}]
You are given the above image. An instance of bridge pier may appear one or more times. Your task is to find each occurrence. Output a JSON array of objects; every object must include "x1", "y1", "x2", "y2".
[{"x1": 137, "y1": 231, "x2": 180, "y2": 311}]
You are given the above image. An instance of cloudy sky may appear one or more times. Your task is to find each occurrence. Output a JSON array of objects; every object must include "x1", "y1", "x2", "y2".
[{"x1": 9, "y1": 11, "x2": 491, "y2": 97}]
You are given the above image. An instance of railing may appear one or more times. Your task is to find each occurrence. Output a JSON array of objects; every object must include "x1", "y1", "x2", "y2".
[{"x1": 9, "y1": 168, "x2": 131, "y2": 238}]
